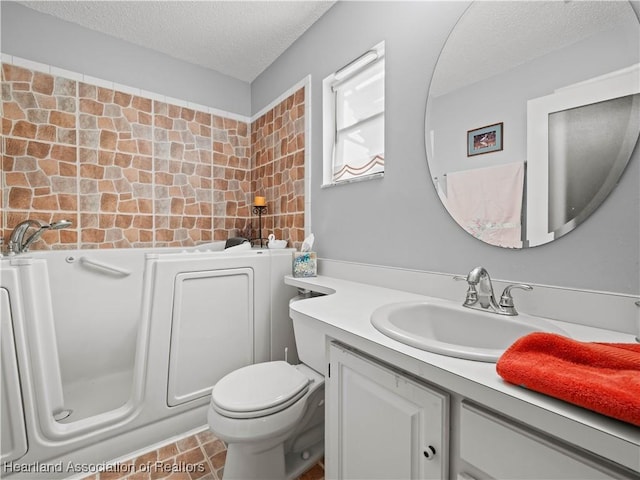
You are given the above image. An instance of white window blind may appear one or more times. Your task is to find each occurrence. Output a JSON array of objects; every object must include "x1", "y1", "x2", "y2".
[{"x1": 331, "y1": 51, "x2": 385, "y2": 183}]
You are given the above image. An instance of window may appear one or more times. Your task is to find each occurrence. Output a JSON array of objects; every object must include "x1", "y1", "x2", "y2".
[{"x1": 323, "y1": 42, "x2": 385, "y2": 186}]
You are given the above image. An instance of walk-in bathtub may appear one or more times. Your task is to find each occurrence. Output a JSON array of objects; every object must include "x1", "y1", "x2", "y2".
[{"x1": 0, "y1": 244, "x2": 297, "y2": 479}]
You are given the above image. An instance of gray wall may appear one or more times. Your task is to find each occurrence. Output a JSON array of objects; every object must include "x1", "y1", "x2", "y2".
[
  {"x1": 2, "y1": 1, "x2": 638, "y2": 294},
  {"x1": 252, "y1": 1, "x2": 640, "y2": 295},
  {"x1": 1, "y1": 2, "x2": 251, "y2": 116},
  {"x1": 428, "y1": 27, "x2": 637, "y2": 180}
]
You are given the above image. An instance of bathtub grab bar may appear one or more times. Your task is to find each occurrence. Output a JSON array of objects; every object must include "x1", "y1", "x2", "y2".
[{"x1": 79, "y1": 257, "x2": 132, "y2": 276}]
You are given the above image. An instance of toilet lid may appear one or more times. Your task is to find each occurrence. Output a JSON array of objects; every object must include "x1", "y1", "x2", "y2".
[{"x1": 212, "y1": 361, "x2": 310, "y2": 415}]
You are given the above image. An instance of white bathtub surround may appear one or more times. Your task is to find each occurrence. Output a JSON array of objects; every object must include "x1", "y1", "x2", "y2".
[
  {"x1": 0, "y1": 247, "x2": 298, "y2": 479},
  {"x1": 285, "y1": 262, "x2": 640, "y2": 477}
]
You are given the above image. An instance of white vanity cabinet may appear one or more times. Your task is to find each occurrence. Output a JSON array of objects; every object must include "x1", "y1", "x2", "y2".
[
  {"x1": 327, "y1": 342, "x2": 449, "y2": 480},
  {"x1": 458, "y1": 403, "x2": 636, "y2": 480}
]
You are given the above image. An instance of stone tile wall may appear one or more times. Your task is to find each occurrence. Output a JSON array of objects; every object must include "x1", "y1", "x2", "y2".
[
  {"x1": 251, "y1": 88, "x2": 305, "y2": 249},
  {"x1": 2, "y1": 64, "x2": 79, "y2": 249},
  {"x1": 1, "y1": 62, "x2": 305, "y2": 250},
  {"x1": 152, "y1": 101, "x2": 214, "y2": 247},
  {"x1": 213, "y1": 115, "x2": 252, "y2": 242},
  {"x1": 77, "y1": 83, "x2": 156, "y2": 248}
]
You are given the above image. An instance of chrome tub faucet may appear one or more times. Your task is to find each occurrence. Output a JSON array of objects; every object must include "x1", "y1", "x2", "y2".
[
  {"x1": 455, "y1": 266, "x2": 532, "y2": 316},
  {"x1": 8, "y1": 219, "x2": 72, "y2": 254}
]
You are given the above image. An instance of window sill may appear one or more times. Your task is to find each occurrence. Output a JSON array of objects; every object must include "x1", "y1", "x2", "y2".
[{"x1": 321, "y1": 172, "x2": 384, "y2": 189}]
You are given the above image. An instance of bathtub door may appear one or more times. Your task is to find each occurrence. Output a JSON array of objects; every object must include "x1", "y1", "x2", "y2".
[
  {"x1": 1, "y1": 288, "x2": 28, "y2": 463},
  {"x1": 167, "y1": 268, "x2": 254, "y2": 406}
]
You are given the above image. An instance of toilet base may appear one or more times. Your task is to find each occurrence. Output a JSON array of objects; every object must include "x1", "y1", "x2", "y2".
[
  {"x1": 222, "y1": 438, "x2": 324, "y2": 480},
  {"x1": 284, "y1": 439, "x2": 324, "y2": 480},
  {"x1": 223, "y1": 441, "x2": 286, "y2": 480}
]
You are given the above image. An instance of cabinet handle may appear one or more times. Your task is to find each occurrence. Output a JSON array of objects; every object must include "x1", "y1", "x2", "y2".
[{"x1": 423, "y1": 445, "x2": 436, "y2": 460}]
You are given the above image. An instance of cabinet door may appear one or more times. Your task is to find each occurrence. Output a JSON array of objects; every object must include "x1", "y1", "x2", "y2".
[
  {"x1": 327, "y1": 343, "x2": 449, "y2": 480},
  {"x1": 460, "y1": 402, "x2": 635, "y2": 480}
]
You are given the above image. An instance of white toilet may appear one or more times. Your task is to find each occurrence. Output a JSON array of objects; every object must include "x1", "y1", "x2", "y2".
[{"x1": 207, "y1": 360, "x2": 325, "y2": 480}]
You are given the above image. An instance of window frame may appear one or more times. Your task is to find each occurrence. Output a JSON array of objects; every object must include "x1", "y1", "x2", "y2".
[{"x1": 322, "y1": 42, "x2": 385, "y2": 187}]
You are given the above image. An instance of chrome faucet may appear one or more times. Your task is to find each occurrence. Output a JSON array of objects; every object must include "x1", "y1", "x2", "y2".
[
  {"x1": 454, "y1": 266, "x2": 532, "y2": 316},
  {"x1": 7, "y1": 219, "x2": 72, "y2": 254}
]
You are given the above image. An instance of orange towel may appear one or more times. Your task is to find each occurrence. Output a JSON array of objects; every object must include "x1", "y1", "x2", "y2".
[{"x1": 496, "y1": 332, "x2": 640, "y2": 426}]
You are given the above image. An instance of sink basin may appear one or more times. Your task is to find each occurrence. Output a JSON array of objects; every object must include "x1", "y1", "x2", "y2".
[{"x1": 370, "y1": 300, "x2": 569, "y2": 362}]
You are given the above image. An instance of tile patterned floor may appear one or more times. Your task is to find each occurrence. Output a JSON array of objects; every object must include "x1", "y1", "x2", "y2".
[{"x1": 80, "y1": 430, "x2": 324, "y2": 480}]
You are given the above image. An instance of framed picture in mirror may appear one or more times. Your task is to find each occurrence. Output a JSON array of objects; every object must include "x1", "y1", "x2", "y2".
[{"x1": 467, "y1": 122, "x2": 503, "y2": 156}]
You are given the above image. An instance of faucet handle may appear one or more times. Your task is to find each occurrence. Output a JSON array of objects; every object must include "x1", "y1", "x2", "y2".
[
  {"x1": 454, "y1": 275, "x2": 478, "y2": 306},
  {"x1": 499, "y1": 284, "x2": 533, "y2": 313}
]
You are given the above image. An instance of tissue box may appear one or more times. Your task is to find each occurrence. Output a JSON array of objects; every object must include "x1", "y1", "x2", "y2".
[{"x1": 293, "y1": 251, "x2": 317, "y2": 277}]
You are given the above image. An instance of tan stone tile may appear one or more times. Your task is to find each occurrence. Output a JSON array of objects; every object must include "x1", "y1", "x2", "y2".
[
  {"x1": 134, "y1": 450, "x2": 158, "y2": 472},
  {"x1": 113, "y1": 91, "x2": 132, "y2": 107},
  {"x1": 98, "y1": 117, "x2": 116, "y2": 130},
  {"x1": 31, "y1": 194, "x2": 59, "y2": 210},
  {"x1": 35, "y1": 124, "x2": 56, "y2": 142},
  {"x1": 115, "y1": 214, "x2": 134, "y2": 229},
  {"x1": 8, "y1": 186, "x2": 32, "y2": 209},
  {"x1": 208, "y1": 450, "x2": 226, "y2": 471},
  {"x1": 118, "y1": 199, "x2": 138, "y2": 213},
  {"x1": 97, "y1": 87, "x2": 114, "y2": 103},
  {"x1": 3, "y1": 101, "x2": 25, "y2": 120},
  {"x1": 3, "y1": 64, "x2": 32, "y2": 82},
  {"x1": 118, "y1": 139, "x2": 138, "y2": 153},
  {"x1": 80, "y1": 98, "x2": 104, "y2": 116},
  {"x1": 194, "y1": 111, "x2": 211, "y2": 126},
  {"x1": 78, "y1": 82, "x2": 96, "y2": 98},
  {"x1": 5, "y1": 172, "x2": 28, "y2": 187},
  {"x1": 58, "y1": 193, "x2": 77, "y2": 211},
  {"x1": 187, "y1": 460, "x2": 211, "y2": 480},
  {"x1": 2, "y1": 118, "x2": 11, "y2": 136},
  {"x1": 12, "y1": 120, "x2": 37, "y2": 139},
  {"x1": 116, "y1": 107, "x2": 135, "y2": 124},
  {"x1": 201, "y1": 440, "x2": 225, "y2": 459},
  {"x1": 100, "y1": 130, "x2": 118, "y2": 150},
  {"x1": 157, "y1": 442, "x2": 179, "y2": 460},
  {"x1": 132, "y1": 96, "x2": 152, "y2": 113},
  {"x1": 133, "y1": 215, "x2": 153, "y2": 229},
  {"x1": 155, "y1": 228, "x2": 174, "y2": 242},
  {"x1": 5, "y1": 137, "x2": 28, "y2": 155},
  {"x1": 180, "y1": 108, "x2": 195, "y2": 122},
  {"x1": 50, "y1": 111, "x2": 75, "y2": 128},
  {"x1": 11, "y1": 81, "x2": 32, "y2": 92},
  {"x1": 139, "y1": 229, "x2": 153, "y2": 243},
  {"x1": 138, "y1": 111, "x2": 152, "y2": 125}
]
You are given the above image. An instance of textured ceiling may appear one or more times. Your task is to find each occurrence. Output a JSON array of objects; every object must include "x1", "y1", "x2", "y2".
[{"x1": 17, "y1": 0, "x2": 336, "y2": 83}]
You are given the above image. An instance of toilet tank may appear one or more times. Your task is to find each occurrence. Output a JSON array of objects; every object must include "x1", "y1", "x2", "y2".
[{"x1": 290, "y1": 295, "x2": 326, "y2": 375}]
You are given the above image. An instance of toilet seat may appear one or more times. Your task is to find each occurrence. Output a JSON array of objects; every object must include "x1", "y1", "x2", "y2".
[{"x1": 212, "y1": 361, "x2": 310, "y2": 419}]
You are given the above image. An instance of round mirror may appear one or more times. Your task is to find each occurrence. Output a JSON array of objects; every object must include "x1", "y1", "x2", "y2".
[{"x1": 425, "y1": 1, "x2": 640, "y2": 248}]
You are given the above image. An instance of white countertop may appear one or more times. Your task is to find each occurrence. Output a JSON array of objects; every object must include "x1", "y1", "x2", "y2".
[{"x1": 285, "y1": 274, "x2": 640, "y2": 473}]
